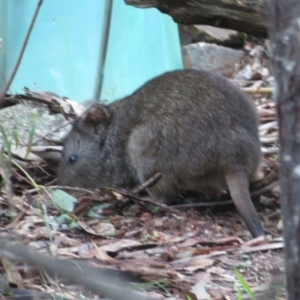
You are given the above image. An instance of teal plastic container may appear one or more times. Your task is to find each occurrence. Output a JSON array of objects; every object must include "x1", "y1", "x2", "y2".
[{"x1": 0, "y1": 0, "x2": 182, "y2": 103}]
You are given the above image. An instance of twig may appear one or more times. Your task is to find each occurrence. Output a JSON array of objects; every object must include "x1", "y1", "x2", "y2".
[
  {"x1": 27, "y1": 185, "x2": 94, "y2": 194},
  {"x1": 250, "y1": 180, "x2": 279, "y2": 197},
  {"x1": 33, "y1": 120, "x2": 72, "y2": 145},
  {"x1": 241, "y1": 235, "x2": 267, "y2": 247},
  {"x1": 259, "y1": 121, "x2": 278, "y2": 132},
  {"x1": 169, "y1": 200, "x2": 234, "y2": 209},
  {"x1": 132, "y1": 172, "x2": 162, "y2": 195},
  {"x1": 260, "y1": 135, "x2": 278, "y2": 144},
  {"x1": 244, "y1": 87, "x2": 274, "y2": 94},
  {"x1": 106, "y1": 187, "x2": 170, "y2": 208},
  {"x1": 0, "y1": 0, "x2": 43, "y2": 105},
  {"x1": 0, "y1": 239, "x2": 149, "y2": 300},
  {"x1": 239, "y1": 242, "x2": 284, "y2": 254},
  {"x1": 261, "y1": 146, "x2": 279, "y2": 154}
]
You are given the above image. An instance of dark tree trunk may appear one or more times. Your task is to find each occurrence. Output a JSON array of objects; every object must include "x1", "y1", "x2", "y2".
[
  {"x1": 265, "y1": 1, "x2": 300, "y2": 299},
  {"x1": 125, "y1": 0, "x2": 267, "y2": 38}
]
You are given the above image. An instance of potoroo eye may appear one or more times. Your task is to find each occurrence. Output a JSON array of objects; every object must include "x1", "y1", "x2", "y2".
[{"x1": 68, "y1": 154, "x2": 78, "y2": 164}]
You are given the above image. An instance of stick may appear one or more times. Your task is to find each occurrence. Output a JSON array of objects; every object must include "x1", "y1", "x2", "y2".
[{"x1": 0, "y1": 0, "x2": 43, "y2": 106}]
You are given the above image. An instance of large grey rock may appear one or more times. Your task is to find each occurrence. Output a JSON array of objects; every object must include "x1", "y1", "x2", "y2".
[
  {"x1": 0, "y1": 103, "x2": 72, "y2": 147},
  {"x1": 182, "y1": 43, "x2": 244, "y2": 77}
]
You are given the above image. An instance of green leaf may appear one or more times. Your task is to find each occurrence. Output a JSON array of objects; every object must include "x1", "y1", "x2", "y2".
[
  {"x1": 56, "y1": 213, "x2": 78, "y2": 227},
  {"x1": 274, "y1": 284, "x2": 283, "y2": 300},
  {"x1": 235, "y1": 269, "x2": 256, "y2": 300},
  {"x1": 237, "y1": 287, "x2": 243, "y2": 300},
  {"x1": 51, "y1": 189, "x2": 77, "y2": 212},
  {"x1": 0, "y1": 125, "x2": 12, "y2": 184},
  {"x1": 86, "y1": 203, "x2": 111, "y2": 218},
  {"x1": 12, "y1": 124, "x2": 19, "y2": 148},
  {"x1": 25, "y1": 123, "x2": 36, "y2": 159}
]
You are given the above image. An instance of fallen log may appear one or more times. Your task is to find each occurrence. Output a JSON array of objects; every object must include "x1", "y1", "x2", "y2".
[{"x1": 125, "y1": 0, "x2": 267, "y2": 38}]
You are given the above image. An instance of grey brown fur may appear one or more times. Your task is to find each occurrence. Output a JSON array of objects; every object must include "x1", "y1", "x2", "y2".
[{"x1": 58, "y1": 69, "x2": 264, "y2": 237}]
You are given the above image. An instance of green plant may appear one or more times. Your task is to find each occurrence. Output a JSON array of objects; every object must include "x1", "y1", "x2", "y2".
[
  {"x1": 235, "y1": 268, "x2": 256, "y2": 300},
  {"x1": 0, "y1": 119, "x2": 37, "y2": 185},
  {"x1": 0, "y1": 125, "x2": 13, "y2": 185},
  {"x1": 134, "y1": 280, "x2": 170, "y2": 295}
]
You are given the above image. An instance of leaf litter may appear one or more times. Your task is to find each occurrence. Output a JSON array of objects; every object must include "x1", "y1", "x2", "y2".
[{"x1": 0, "y1": 53, "x2": 285, "y2": 300}]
